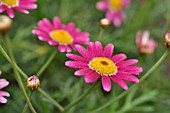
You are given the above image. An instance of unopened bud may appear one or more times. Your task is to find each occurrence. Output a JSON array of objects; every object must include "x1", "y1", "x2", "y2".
[
  {"x1": 165, "y1": 30, "x2": 170, "y2": 48},
  {"x1": 100, "y1": 18, "x2": 110, "y2": 28},
  {"x1": 26, "y1": 75, "x2": 40, "y2": 90},
  {"x1": 0, "y1": 15, "x2": 12, "y2": 33}
]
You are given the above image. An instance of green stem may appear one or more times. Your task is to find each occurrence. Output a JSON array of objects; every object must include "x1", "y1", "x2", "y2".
[
  {"x1": 36, "y1": 51, "x2": 57, "y2": 77},
  {"x1": 0, "y1": 45, "x2": 64, "y2": 112},
  {"x1": 22, "y1": 91, "x2": 34, "y2": 113},
  {"x1": 2, "y1": 35, "x2": 36, "y2": 113},
  {"x1": 0, "y1": 45, "x2": 28, "y2": 79},
  {"x1": 62, "y1": 81, "x2": 99, "y2": 112},
  {"x1": 89, "y1": 49, "x2": 170, "y2": 113},
  {"x1": 38, "y1": 88, "x2": 64, "y2": 111},
  {"x1": 97, "y1": 28, "x2": 104, "y2": 41}
]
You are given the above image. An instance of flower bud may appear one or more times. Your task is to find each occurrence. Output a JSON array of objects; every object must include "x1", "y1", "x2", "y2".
[
  {"x1": 0, "y1": 15, "x2": 12, "y2": 33},
  {"x1": 26, "y1": 75, "x2": 40, "y2": 90},
  {"x1": 136, "y1": 31, "x2": 158, "y2": 55},
  {"x1": 100, "y1": 18, "x2": 110, "y2": 28},
  {"x1": 164, "y1": 30, "x2": 170, "y2": 48}
]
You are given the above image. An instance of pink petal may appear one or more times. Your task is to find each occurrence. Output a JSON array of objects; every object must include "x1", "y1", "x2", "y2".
[
  {"x1": 65, "y1": 23, "x2": 75, "y2": 32},
  {"x1": 116, "y1": 59, "x2": 139, "y2": 66},
  {"x1": 74, "y1": 68, "x2": 93, "y2": 76},
  {"x1": 38, "y1": 36, "x2": 50, "y2": 41},
  {"x1": 103, "y1": 43, "x2": 114, "y2": 58},
  {"x1": 111, "y1": 54, "x2": 127, "y2": 63},
  {"x1": 75, "y1": 45, "x2": 91, "y2": 59},
  {"x1": 115, "y1": 73, "x2": 139, "y2": 83},
  {"x1": 96, "y1": 1, "x2": 108, "y2": 11},
  {"x1": 87, "y1": 42, "x2": 102, "y2": 57},
  {"x1": 84, "y1": 71, "x2": 100, "y2": 83},
  {"x1": 48, "y1": 40, "x2": 58, "y2": 46},
  {"x1": 53, "y1": 17, "x2": 61, "y2": 29},
  {"x1": 0, "y1": 5, "x2": 6, "y2": 13},
  {"x1": 19, "y1": 4, "x2": 37, "y2": 9},
  {"x1": 6, "y1": 8, "x2": 15, "y2": 18},
  {"x1": 66, "y1": 46, "x2": 72, "y2": 52},
  {"x1": 42, "y1": 18, "x2": 53, "y2": 30},
  {"x1": 0, "y1": 79, "x2": 9, "y2": 89},
  {"x1": 74, "y1": 32, "x2": 89, "y2": 44},
  {"x1": 14, "y1": 7, "x2": 29, "y2": 14},
  {"x1": 110, "y1": 76, "x2": 128, "y2": 90},
  {"x1": 118, "y1": 66, "x2": 143, "y2": 75},
  {"x1": 0, "y1": 91, "x2": 10, "y2": 97},
  {"x1": 58, "y1": 45, "x2": 66, "y2": 52},
  {"x1": 0, "y1": 96, "x2": 8, "y2": 103},
  {"x1": 65, "y1": 61, "x2": 88, "y2": 68},
  {"x1": 102, "y1": 76, "x2": 112, "y2": 92},
  {"x1": 66, "y1": 53, "x2": 89, "y2": 63}
]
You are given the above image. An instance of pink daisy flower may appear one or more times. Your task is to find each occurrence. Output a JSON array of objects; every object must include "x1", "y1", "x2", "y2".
[
  {"x1": 65, "y1": 41, "x2": 143, "y2": 92},
  {"x1": 0, "y1": 0, "x2": 37, "y2": 18},
  {"x1": 0, "y1": 71, "x2": 10, "y2": 103},
  {"x1": 96, "y1": 0, "x2": 130, "y2": 27},
  {"x1": 136, "y1": 31, "x2": 158, "y2": 55},
  {"x1": 32, "y1": 17, "x2": 89, "y2": 52}
]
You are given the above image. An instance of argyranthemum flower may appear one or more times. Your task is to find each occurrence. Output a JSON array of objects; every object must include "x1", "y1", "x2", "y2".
[
  {"x1": 65, "y1": 41, "x2": 142, "y2": 92},
  {"x1": 0, "y1": 71, "x2": 10, "y2": 103},
  {"x1": 32, "y1": 17, "x2": 89, "y2": 52},
  {"x1": 96, "y1": 0, "x2": 130, "y2": 27},
  {"x1": 136, "y1": 31, "x2": 158, "y2": 55},
  {"x1": 0, "y1": 0, "x2": 37, "y2": 18}
]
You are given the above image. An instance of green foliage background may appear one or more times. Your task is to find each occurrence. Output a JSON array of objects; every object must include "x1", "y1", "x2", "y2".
[{"x1": 0, "y1": 0, "x2": 170, "y2": 113}]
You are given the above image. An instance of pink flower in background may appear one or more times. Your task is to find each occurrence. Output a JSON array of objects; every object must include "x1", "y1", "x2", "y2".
[
  {"x1": 32, "y1": 17, "x2": 89, "y2": 52},
  {"x1": 136, "y1": 31, "x2": 158, "y2": 55},
  {"x1": 0, "y1": 0, "x2": 37, "y2": 18},
  {"x1": 0, "y1": 71, "x2": 10, "y2": 103},
  {"x1": 96, "y1": 0, "x2": 130, "y2": 27},
  {"x1": 65, "y1": 41, "x2": 142, "y2": 92}
]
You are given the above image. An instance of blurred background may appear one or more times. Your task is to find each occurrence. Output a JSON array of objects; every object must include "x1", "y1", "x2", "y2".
[{"x1": 0, "y1": 0, "x2": 170, "y2": 113}]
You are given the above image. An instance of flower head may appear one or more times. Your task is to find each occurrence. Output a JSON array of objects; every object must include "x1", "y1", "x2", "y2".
[
  {"x1": 0, "y1": 71, "x2": 10, "y2": 103},
  {"x1": 65, "y1": 41, "x2": 142, "y2": 92},
  {"x1": 0, "y1": 0, "x2": 37, "y2": 18},
  {"x1": 136, "y1": 31, "x2": 158, "y2": 55},
  {"x1": 0, "y1": 15, "x2": 12, "y2": 33},
  {"x1": 32, "y1": 17, "x2": 90, "y2": 52},
  {"x1": 164, "y1": 30, "x2": 170, "y2": 48},
  {"x1": 96, "y1": 0, "x2": 130, "y2": 27},
  {"x1": 26, "y1": 75, "x2": 40, "y2": 90}
]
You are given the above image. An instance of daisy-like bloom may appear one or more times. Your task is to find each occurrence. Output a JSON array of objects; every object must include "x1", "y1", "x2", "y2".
[
  {"x1": 65, "y1": 41, "x2": 142, "y2": 92},
  {"x1": 136, "y1": 31, "x2": 158, "y2": 55},
  {"x1": 164, "y1": 30, "x2": 170, "y2": 48},
  {"x1": 32, "y1": 17, "x2": 89, "y2": 52},
  {"x1": 96, "y1": 0, "x2": 130, "y2": 27},
  {"x1": 0, "y1": 0, "x2": 37, "y2": 18},
  {"x1": 0, "y1": 71, "x2": 10, "y2": 103}
]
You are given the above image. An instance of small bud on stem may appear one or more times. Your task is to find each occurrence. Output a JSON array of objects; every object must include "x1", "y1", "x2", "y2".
[{"x1": 26, "y1": 75, "x2": 40, "y2": 90}]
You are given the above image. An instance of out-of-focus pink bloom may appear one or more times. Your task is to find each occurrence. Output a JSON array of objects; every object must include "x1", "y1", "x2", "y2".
[
  {"x1": 0, "y1": 71, "x2": 10, "y2": 103},
  {"x1": 65, "y1": 41, "x2": 142, "y2": 92},
  {"x1": 32, "y1": 17, "x2": 89, "y2": 53},
  {"x1": 136, "y1": 31, "x2": 158, "y2": 55},
  {"x1": 96, "y1": 0, "x2": 130, "y2": 27},
  {"x1": 0, "y1": 0, "x2": 37, "y2": 18},
  {"x1": 165, "y1": 30, "x2": 170, "y2": 48}
]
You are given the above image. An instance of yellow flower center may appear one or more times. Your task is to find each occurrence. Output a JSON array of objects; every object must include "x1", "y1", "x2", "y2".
[
  {"x1": 50, "y1": 30, "x2": 73, "y2": 45},
  {"x1": 109, "y1": 0, "x2": 122, "y2": 10},
  {"x1": 89, "y1": 57, "x2": 117, "y2": 76},
  {"x1": 1, "y1": 0, "x2": 19, "y2": 7}
]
